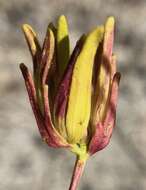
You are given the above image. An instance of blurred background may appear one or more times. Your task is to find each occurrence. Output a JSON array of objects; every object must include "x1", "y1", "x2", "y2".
[{"x1": 0, "y1": 0, "x2": 146, "y2": 189}]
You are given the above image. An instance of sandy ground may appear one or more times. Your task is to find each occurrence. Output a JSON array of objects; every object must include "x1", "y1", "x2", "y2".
[{"x1": 0, "y1": 0, "x2": 146, "y2": 189}]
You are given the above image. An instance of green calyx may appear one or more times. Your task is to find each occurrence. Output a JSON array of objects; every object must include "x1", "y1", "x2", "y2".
[{"x1": 71, "y1": 143, "x2": 89, "y2": 162}]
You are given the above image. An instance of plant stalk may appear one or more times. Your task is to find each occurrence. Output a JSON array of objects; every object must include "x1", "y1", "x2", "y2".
[{"x1": 69, "y1": 156, "x2": 86, "y2": 190}]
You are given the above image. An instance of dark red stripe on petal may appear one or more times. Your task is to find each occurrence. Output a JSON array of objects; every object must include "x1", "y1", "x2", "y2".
[
  {"x1": 41, "y1": 29, "x2": 55, "y2": 85},
  {"x1": 43, "y1": 85, "x2": 70, "y2": 147},
  {"x1": 54, "y1": 35, "x2": 85, "y2": 119},
  {"x1": 20, "y1": 63, "x2": 64, "y2": 148},
  {"x1": 20, "y1": 63, "x2": 49, "y2": 139}
]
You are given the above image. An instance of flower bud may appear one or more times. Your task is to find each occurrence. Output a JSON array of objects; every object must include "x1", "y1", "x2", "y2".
[
  {"x1": 20, "y1": 15, "x2": 121, "y2": 190},
  {"x1": 20, "y1": 15, "x2": 120, "y2": 157}
]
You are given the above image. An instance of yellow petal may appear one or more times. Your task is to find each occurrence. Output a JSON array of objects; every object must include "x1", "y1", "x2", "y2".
[
  {"x1": 57, "y1": 15, "x2": 70, "y2": 77},
  {"x1": 66, "y1": 26, "x2": 104, "y2": 144}
]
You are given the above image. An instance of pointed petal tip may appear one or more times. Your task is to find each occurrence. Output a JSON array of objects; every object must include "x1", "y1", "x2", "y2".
[
  {"x1": 22, "y1": 23, "x2": 29, "y2": 29},
  {"x1": 106, "y1": 16, "x2": 115, "y2": 29},
  {"x1": 57, "y1": 14, "x2": 70, "y2": 77},
  {"x1": 22, "y1": 24, "x2": 37, "y2": 41},
  {"x1": 19, "y1": 63, "x2": 30, "y2": 79},
  {"x1": 57, "y1": 15, "x2": 69, "y2": 32},
  {"x1": 48, "y1": 22, "x2": 57, "y2": 34},
  {"x1": 58, "y1": 14, "x2": 67, "y2": 22},
  {"x1": 22, "y1": 24, "x2": 34, "y2": 34},
  {"x1": 114, "y1": 72, "x2": 121, "y2": 84},
  {"x1": 22, "y1": 24, "x2": 28, "y2": 31},
  {"x1": 57, "y1": 14, "x2": 69, "y2": 32},
  {"x1": 45, "y1": 26, "x2": 54, "y2": 39},
  {"x1": 47, "y1": 27, "x2": 54, "y2": 36},
  {"x1": 19, "y1": 63, "x2": 27, "y2": 71}
]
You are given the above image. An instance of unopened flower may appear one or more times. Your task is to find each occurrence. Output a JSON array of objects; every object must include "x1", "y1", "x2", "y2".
[{"x1": 20, "y1": 15, "x2": 120, "y2": 190}]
